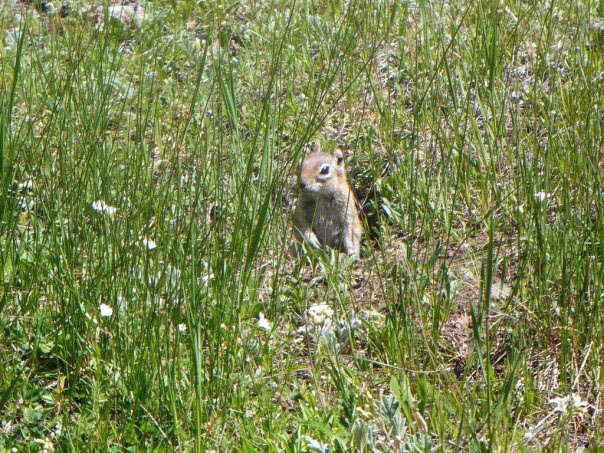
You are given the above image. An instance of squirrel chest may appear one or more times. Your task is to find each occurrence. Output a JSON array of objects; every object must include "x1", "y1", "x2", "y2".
[{"x1": 303, "y1": 196, "x2": 352, "y2": 249}]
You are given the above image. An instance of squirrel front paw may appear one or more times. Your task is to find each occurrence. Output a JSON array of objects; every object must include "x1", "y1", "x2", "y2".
[{"x1": 304, "y1": 231, "x2": 322, "y2": 250}]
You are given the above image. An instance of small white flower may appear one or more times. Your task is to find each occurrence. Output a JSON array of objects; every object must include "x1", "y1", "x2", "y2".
[
  {"x1": 534, "y1": 191, "x2": 548, "y2": 202},
  {"x1": 308, "y1": 304, "x2": 333, "y2": 325},
  {"x1": 549, "y1": 395, "x2": 570, "y2": 413},
  {"x1": 549, "y1": 393, "x2": 589, "y2": 415},
  {"x1": 298, "y1": 304, "x2": 337, "y2": 338},
  {"x1": 141, "y1": 238, "x2": 157, "y2": 250},
  {"x1": 18, "y1": 179, "x2": 33, "y2": 190},
  {"x1": 523, "y1": 424, "x2": 539, "y2": 441},
  {"x1": 257, "y1": 312, "x2": 272, "y2": 331},
  {"x1": 19, "y1": 198, "x2": 35, "y2": 211},
  {"x1": 178, "y1": 323, "x2": 187, "y2": 333},
  {"x1": 92, "y1": 200, "x2": 117, "y2": 215},
  {"x1": 99, "y1": 303, "x2": 113, "y2": 317}
]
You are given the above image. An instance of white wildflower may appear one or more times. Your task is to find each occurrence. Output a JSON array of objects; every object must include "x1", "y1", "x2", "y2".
[
  {"x1": 549, "y1": 394, "x2": 588, "y2": 415},
  {"x1": 257, "y1": 312, "x2": 272, "y2": 331},
  {"x1": 19, "y1": 198, "x2": 35, "y2": 211},
  {"x1": 99, "y1": 303, "x2": 113, "y2": 317},
  {"x1": 308, "y1": 304, "x2": 333, "y2": 325},
  {"x1": 549, "y1": 395, "x2": 570, "y2": 413},
  {"x1": 178, "y1": 323, "x2": 187, "y2": 333},
  {"x1": 18, "y1": 179, "x2": 33, "y2": 190},
  {"x1": 140, "y1": 238, "x2": 157, "y2": 250},
  {"x1": 299, "y1": 304, "x2": 335, "y2": 339},
  {"x1": 534, "y1": 191, "x2": 548, "y2": 202},
  {"x1": 92, "y1": 200, "x2": 117, "y2": 216}
]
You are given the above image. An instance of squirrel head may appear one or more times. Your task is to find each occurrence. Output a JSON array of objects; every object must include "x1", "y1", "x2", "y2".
[{"x1": 299, "y1": 142, "x2": 346, "y2": 198}]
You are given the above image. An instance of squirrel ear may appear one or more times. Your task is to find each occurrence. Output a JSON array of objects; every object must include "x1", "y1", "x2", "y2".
[
  {"x1": 310, "y1": 141, "x2": 321, "y2": 153},
  {"x1": 334, "y1": 148, "x2": 344, "y2": 165}
]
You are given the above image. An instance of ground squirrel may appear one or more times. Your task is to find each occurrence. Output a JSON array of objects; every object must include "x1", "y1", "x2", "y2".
[{"x1": 293, "y1": 142, "x2": 362, "y2": 258}]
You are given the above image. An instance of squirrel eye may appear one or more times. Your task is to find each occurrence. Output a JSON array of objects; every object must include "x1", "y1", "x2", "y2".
[{"x1": 319, "y1": 164, "x2": 330, "y2": 175}]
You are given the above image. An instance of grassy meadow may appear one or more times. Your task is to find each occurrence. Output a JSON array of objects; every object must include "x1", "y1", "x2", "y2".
[{"x1": 0, "y1": 0, "x2": 602, "y2": 450}]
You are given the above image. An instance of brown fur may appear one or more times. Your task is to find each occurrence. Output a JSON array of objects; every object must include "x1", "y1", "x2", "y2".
[{"x1": 293, "y1": 143, "x2": 362, "y2": 258}]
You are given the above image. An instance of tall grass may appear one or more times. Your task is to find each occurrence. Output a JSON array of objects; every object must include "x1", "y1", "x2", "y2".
[{"x1": 0, "y1": 0, "x2": 601, "y2": 450}]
